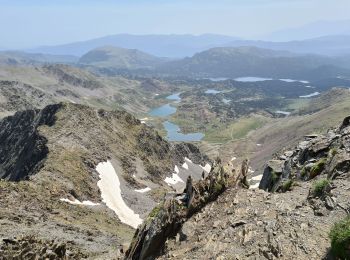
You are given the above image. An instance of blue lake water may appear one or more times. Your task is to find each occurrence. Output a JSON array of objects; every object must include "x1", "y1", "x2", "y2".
[
  {"x1": 149, "y1": 93, "x2": 205, "y2": 141},
  {"x1": 166, "y1": 93, "x2": 181, "y2": 101},
  {"x1": 235, "y1": 77, "x2": 272, "y2": 82},
  {"x1": 204, "y1": 77, "x2": 229, "y2": 82},
  {"x1": 163, "y1": 121, "x2": 204, "y2": 142},
  {"x1": 149, "y1": 104, "x2": 177, "y2": 117},
  {"x1": 205, "y1": 89, "x2": 222, "y2": 94}
]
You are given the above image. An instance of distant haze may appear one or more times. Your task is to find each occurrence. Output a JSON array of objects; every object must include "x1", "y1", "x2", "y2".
[{"x1": 1, "y1": 0, "x2": 350, "y2": 49}]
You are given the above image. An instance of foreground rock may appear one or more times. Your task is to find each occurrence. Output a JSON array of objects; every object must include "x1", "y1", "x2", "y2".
[
  {"x1": 125, "y1": 159, "x2": 232, "y2": 260},
  {"x1": 130, "y1": 116, "x2": 350, "y2": 259}
]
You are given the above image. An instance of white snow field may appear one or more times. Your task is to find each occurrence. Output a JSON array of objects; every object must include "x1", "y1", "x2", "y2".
[
  {"x1": 60, "y1": 198, "x2": 100, "y2": 206},
  {"x1": 135, "y1": 187, "x2": 152, "y2": 193},
  {"x1": 96, "y1": 161, "x2": 143, "y2": 229}
]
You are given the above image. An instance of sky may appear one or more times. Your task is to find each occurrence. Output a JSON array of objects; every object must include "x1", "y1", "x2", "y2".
[{"x1": 1, "y1": 0, "x2": 350, "y2": 49}]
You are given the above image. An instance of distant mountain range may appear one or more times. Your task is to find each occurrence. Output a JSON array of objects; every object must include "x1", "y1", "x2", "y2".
[
  {"x1": 26, "y1": 33, "x2": 350, "y2": 58},
  {"x1": 265, "y1": 20, "x2": 350, "y2": 41},
  {"x1": 29, "y1": 34, "x2": 240, "y2": 58}
]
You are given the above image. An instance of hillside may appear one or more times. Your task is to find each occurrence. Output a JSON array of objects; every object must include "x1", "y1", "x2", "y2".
[
  {"x1": 79, "y1": 46, "x2": 163, "y2": 69},
  {"x1": 0, "y1": 63, "x2": 171, "y2": 117},
  {"x1": 157, "y1": 46, "x2": 350, "y2": 80},
  {"x1": 0, "y1": 103, "x2": 211, "y2": 258},
  {"x1": 0, "y1": 51, "x2": 78, "y2": 65}
]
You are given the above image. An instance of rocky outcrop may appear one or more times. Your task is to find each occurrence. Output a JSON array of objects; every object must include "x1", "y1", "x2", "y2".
[
  {"x1": 259, "y1": 115, "x2": 350, "y2": 192},
  {"x1": 0, "y1": 104, "x2": 60, "y2": 181},
  {"x1": 43, "y1": 64, "x2": 103, "y2": 90},
  {"x1": 125, "y1": 160, "x2": 231, "y2": 260}
]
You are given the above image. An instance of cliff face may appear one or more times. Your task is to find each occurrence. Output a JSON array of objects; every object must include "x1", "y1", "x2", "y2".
[{"x1": 0, "y1": 104, "x2": 60, "y2": 181}]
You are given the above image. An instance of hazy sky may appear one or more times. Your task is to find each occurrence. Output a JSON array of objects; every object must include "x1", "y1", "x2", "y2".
[{"x1": 1, "y1": 0, "x2": 350, "y2": 49}]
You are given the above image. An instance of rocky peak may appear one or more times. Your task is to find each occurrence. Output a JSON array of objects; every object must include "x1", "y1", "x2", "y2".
[{"x1": 259, "y1": 115, "x2": 350, "y2": 192}]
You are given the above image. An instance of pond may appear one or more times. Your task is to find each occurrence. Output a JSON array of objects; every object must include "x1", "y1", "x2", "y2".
[
  {"x1": 205, "y1": 89, "x2": 222, "y2": 94},
  {"x1": 163, "y1": 121, "x2": 204, "y2": 142},
  {"x1": 149, "y1": 104, "x2": 177, "y2": 117},
  {"x1": 166, "y1": 93, "x2": 181, "y2": 102},
  {"x1": 148, "y1": 93, "x2": 205, "y2": 142},
  {"x1": 235, "y1": 77, "x2": 272, "y2": 82}
]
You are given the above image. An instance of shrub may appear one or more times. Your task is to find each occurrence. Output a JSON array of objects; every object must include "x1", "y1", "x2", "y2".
[
  {"x1": 300, "y1": 167, "x2": 307, "y2": 178},
  {"x1": 329, "y1": 216, "x2": 350, "y2": 259},
  {"x1": 310, "y1": 158, "x2": 327, "y2": 179},
  {"x1": 281, "y1": 179, "x2": 294, "y2": 192},
  {"x1": 329, "y1": 148, "x2": 338, "y2": 157},
  {"x1": 311, "y1": 179, "x2": 330, "y2": 197},
  {"x1": 271, "y1": 170, "x2": 279, "y2": 183}
]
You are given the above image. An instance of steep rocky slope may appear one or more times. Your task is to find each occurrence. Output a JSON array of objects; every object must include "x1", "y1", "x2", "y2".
[
  {"x1": 0, "y1": 64, "x2": 169, "y2": 118},
  {"x1": 0, "y1": 103, "x2": 211, "y2": 258},
  {"x1": 125, "y1": 116, "x2": 350, "y2": 259}
]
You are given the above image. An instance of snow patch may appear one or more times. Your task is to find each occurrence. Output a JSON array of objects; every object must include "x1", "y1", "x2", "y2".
[
  {"x1": 231, "y1": 157, "x2": 237, "y2": 161},
  {"x1": 200, "y1": 163, "x2": 211, "y2": 173},
  {"x1": 299, "y1": 92, "x2": 320, "y2": 98},
  {"x1": 185, "y1": 157, "x2": 193, "y2": 163},
  {"x1": 135, "y1": 187, "x2": 151, "y2": 193},
  {"x1": 182, "y1": 162, "x2": 189, "y2": 170},
  {"x1": 174, "y1": 165, "x2": 179, "y2": 174},
  {"x1": 256, "y1": 144, "x2": 262, "y2": 147},
  {"x1": 60, "y1": 198, "x2": 100, "y2": 206},
  {"x1": 164, "y1": 173, "x2": 184, "y2": 185},
  {"x1": 249, "y1": 182, "x2": 260, "y2": 189},
  {"x1": 96, "y1": 161, "x2": 142, "y2": 229},
  {"x1": 248, "y1": 168, "x2": 255, "y2": 174},
  {"x1": 251, "y1": 174, "x2": 263, "y2": 181}
]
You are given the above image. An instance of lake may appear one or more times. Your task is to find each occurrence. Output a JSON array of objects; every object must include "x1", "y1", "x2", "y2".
[
  {"x1": 149, "y1": 93, "x2": 205, "y2": 141},
  {"x1": 235, "y1": 77, "x2": 272, "y2": 82},
  {"x1": 205, "y1": 89, "x2": 222, "y2": 94},
  {"x1": 166, "y1": 93, "x2": 181, "y2": 102},
  {"x1": 149, "y1": 104, "x2": 177, "y2": 117},
  {"x1": 234, "y1": 77, "x2": 309, "y2": 83},
  {"x1": 163, "y1": 121, "x2": 204, "y2": 142}
]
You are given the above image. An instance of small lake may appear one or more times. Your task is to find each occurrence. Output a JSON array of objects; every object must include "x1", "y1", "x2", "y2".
[
  {"x1": 204, "y1": 77, "x2": 229, "y2": 82},
  {"x1": 234, "y1": 77, "x2": 309, "y2": 83},
  {"x1": 149, "y1": 104, "x2": 177, "y2": 117},
  {"x1": 235, "y1": 77, "x2": 272, "y2": 82},
  {"x1": 149, "y1": 93, "x2": 205, "y2": 141},
  {"x1": 166, "y1": 93, "x2": 181, "y2": 102},
  {"x1": 205, "y1": 89, "x2": 222, "y2": 94},
  {"x1": 163, "y1": 121, "x2": 204, "y2": 142},
  {"x1": 275, "y1": 110, "x2": 291, "y2": 116}
]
